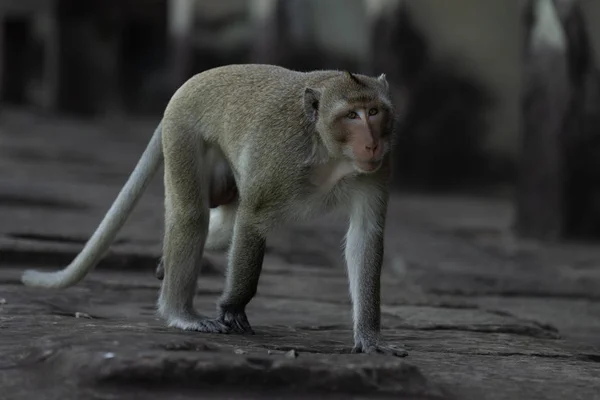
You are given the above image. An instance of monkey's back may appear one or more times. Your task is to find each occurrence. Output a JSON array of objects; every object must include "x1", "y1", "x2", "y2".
[
  {"x1": 164, "y1": 64, "x2": 340, "y2": 185},
  {"x1": 168, "y1": 64, "x2": 337, "y2": 142}
]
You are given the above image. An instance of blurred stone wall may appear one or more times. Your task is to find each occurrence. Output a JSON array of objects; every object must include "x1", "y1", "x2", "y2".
[
  {"x1": 581, "y1": 0, "x2": 600, "y2": 64},
  {"x1": 1, "y1": 0, "x2": 600, "y2": 196}
]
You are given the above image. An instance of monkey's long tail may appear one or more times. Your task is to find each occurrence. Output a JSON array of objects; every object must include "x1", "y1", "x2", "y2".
[{"x1": 21, "y1": 122, "x2": 164, "y2": 289}]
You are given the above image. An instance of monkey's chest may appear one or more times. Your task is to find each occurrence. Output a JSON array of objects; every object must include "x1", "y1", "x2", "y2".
[
  {"x1": 287, "y1": 190, "x2": 341, "y2": 222},
  {"x1": 309, "y1": 160, "x2": 356, "y2": 194},
  {"x1": 286, "y1": 163, "x2": 356, "y2": 221}
]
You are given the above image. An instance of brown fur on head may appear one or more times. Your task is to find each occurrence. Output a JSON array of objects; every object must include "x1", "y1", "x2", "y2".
[
  {"x1": 303, "y1": 71, "x2": 395, "y2": 173},
  {"x1": 345, "y1": 71, "x2": 367, "y2": 87}
]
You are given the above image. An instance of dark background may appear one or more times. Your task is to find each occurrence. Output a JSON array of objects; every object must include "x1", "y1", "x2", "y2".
[{"x1": 1, "y1": 0, "x2": 599, "y2": 242}]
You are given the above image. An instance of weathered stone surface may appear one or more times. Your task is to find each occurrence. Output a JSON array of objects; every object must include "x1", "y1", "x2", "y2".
[{"x1": 0, "y1": 111, "x2": 599, "y2": 399}]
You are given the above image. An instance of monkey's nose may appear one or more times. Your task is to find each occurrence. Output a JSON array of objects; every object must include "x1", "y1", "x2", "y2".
[{"x1": 365, "y1": 142, "x2": 379, "y2": 155}]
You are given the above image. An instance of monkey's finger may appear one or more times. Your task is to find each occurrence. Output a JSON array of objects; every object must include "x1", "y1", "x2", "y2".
[
  {"x1": 237, "y1": 313, "x2": 255, "y2": 335},
  {"x1": 192, "y1": 319, "x2": 231, "y2": 334},
  {"x1": 351, "y1": 342, "x2": 408, "y2": 357},
  {"x1": 212, "y1": 320, "x2": 232, "y2": 334},
  {"x1": 222, "y1": 312, "x2": 254, "y2": 334},
  {"x1": 230, "y1": 317, "x2": 253, "y2": 334}
]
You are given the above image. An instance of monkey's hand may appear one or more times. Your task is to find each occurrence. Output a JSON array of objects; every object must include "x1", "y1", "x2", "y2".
[
  {"x1": 218, "y1": 308, "x2": 255, "y2": 334},
  {"x1": 170, "y1": 309, "x2": 253, "y2": 334},
  {"x1": 352, "y1": 335, "x2": 408, "y2": 357}
]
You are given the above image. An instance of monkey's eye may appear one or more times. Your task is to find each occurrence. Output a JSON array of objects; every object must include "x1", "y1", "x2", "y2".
[
  {"x1": 346, "y1": 111, "x2": 358, "y2": 119},
  {"x1": 368, "y1": 108, "x2": 379, "y2": 116}
]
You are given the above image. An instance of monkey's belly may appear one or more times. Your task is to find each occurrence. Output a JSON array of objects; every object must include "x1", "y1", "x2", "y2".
[
  {"x1": 208, "y1": 161, "x2": 238, "y2": 208},
  {"x1": 209, "y1": 184, "x2": 237, "y2": 208}
]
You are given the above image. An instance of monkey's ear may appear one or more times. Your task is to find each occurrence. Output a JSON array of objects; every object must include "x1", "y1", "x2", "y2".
[
  {"x1": 304, "y1": 87, "x2": 321, "y2": 122},
  {"x1": 377, "y1": 73, "x2": 389, "y2": 91}
]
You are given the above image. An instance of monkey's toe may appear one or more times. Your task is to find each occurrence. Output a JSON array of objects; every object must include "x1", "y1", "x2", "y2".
[
  {"x1": 169, "y1": 315, "x2": 231, "y2": 333},
  {"x1": 219, "y1": 310, "x2": 254, "y2": 334},
  {"x1": 352, "y1": 342, "x2": 408, "y2": 357},
  {"x1": 192, "y1": 318, "x2": 232, "y2": 334}
]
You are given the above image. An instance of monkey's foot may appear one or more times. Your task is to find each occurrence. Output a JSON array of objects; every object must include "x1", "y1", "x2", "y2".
[
  {"x1": 352, "y1": 340, "x2": 408, "y2": 357},
  {"x1": 218, "y1": 309, "x2": 255, "y2": 334},
  {"x1": 168, "y1": 314, "x2": 231, "y2": 334}
]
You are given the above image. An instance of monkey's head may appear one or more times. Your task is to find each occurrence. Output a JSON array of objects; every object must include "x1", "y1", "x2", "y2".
[{"x1": 304, "y1": 71, "x2": 395, "y2": 173}]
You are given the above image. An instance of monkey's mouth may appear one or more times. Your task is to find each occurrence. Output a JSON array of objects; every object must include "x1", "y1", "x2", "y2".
[{"x1": 355, "y1": 160, "x2": 381, "y2": 173}]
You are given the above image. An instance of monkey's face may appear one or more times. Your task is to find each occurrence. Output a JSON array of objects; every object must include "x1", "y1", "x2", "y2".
[
  {"x1": 306, "y1": 74, "x2": 395, "y2": 174},
  {"x1": 331, "y1": 101, "x2": 393, "y2": 173}
]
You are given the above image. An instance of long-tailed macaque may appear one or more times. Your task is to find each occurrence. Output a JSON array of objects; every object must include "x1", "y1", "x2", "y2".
[{"x1": 21, "y1": 64, "x2": 404, "y2": 356}]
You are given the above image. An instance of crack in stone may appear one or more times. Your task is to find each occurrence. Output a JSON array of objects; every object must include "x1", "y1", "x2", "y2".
[
  {"x1": 391, "y1": 324, "x2": 561, "y2": 339},
  {"x1": 411, "y1": 348, "x2": 600, "y2": 362},
  {"x1": 7, "y1": 232, "x2": 129, "y2": 246},
  {"x1": 253, "y1": 344, "x2": 349, "y2": 355},
  {"x1": 0, "y1": 193, "x2": 88, "y2": 210},
  {"x1": 473, "y1": 351, "x2": 600, "y2": 363},
  {"x1": 577, "y1": 354, "x2": 600, "y2": 363},
  {"x1": 157, "y1": 341, "x2": 215, "y2": 352},
  {"x1": 482, "y1": 309, "x2": 560, "y2": 333},
  {"x1": 7, "y1": 147, "x2": 108, "y2": 167},
  {"x1": 0, "y1": 248, "x2": 160, "y2": 270},
  {"x1": 428, "y1": 288, "x2": 600, "y2": 301}
]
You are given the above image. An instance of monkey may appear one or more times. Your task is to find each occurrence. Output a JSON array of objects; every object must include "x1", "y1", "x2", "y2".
[{"x1": 21, "y1": 64, "x2": 405, "y2": 356}]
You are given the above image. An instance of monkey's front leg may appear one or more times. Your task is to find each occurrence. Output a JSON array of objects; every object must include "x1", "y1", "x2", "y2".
[
  {"x1": 216, "y1": 211, "x2": 265, "y2": 334},
  {"x1": 345, "y1": 190, "x2": 407, "y2": 357}
]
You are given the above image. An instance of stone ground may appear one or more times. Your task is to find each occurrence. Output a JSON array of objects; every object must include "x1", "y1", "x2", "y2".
[{"x1": 0, "y1": 110, "x2": 599, "y2": 400}]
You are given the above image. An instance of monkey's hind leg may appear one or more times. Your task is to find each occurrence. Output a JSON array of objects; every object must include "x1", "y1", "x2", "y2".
[
  {"x1": 156, "y1": 201, "x2": 238, "y2": 280},
  {"x1": 155, "y1": 202, "x2": 237, "y2": 281},
  {"x1": 157, "y1": 128, "x2": 229, "y2": 334}
]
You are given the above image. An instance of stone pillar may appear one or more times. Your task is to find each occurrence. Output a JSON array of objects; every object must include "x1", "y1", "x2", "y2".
[
  {"x1": 516, "y1": 0, "x2": 571, "y2": 240},
  {"x1": 167, "y1": 0, "x2": 196, "y2": 88},
  {"x1": 34, "y1": 8, "x2": 60, "y2": 112},
  {"x1": 0, "y1": 9, "x2": 4, "y2": 108},
  {"x1": 249, "y1": 0, "x2": 316, "y2": 68}
]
